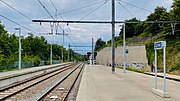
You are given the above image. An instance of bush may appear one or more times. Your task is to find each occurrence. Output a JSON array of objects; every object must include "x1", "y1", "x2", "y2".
[
  {"x1": 23, "y1": 55, "x2": 41, "y2": 66},
  {"x1": 117, "y1": 66, "x2": 145, "y2": 73},
  {"x1": 170, "y1": 62, "x2": 180, "y2": 72}
]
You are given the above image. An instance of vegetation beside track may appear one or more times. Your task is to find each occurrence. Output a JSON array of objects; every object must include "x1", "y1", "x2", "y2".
[
  {"x1": 0, "y1": 24, "x2": 85, "y2": 72},
  {"x1": 116, "y1": 66, "x2": 147, "y2": 73}
]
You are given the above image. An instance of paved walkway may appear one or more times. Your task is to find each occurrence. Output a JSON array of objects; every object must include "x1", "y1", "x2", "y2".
[{"x1": 76, "y1": 65, "x2": 180, "y2": 101}]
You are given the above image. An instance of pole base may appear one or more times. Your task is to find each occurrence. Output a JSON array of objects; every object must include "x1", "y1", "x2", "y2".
[
  {"x1": 152, "y1": 88, "x2": 170, "y2": 98},
  {"x1": 112, "y1": 71, "x2": 115, "y2": 74}
]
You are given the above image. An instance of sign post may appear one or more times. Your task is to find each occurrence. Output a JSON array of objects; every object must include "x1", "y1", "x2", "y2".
[{"x1": 153, "y1": 41, "x2": 170, "y2": 98}]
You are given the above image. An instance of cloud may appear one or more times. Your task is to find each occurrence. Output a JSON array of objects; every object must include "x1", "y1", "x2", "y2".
[{"x1": 0, "y1": 0, "x2": 174, "y2": 53}]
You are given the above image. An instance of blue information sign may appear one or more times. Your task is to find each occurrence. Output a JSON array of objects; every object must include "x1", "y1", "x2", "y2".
[{"x1": 154, "y1": 41, "x2": 166, "y2": 49}]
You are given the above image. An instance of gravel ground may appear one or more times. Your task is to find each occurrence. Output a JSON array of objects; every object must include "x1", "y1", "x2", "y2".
[
  {"x1": 41, "y1": 65, "x2": 83, "y2": 101},
  {"x1": 0, "y1": 64, "x2": 72, "y2": 88},
  {"x1": 5, "y1": 65, "x2": 76, "y2": 101},
  {"x1": 66, "y1": 66, "x2": 84, "y2": 101}
]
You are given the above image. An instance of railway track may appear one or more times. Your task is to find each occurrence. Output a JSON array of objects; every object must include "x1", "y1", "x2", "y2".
[
  {"x1": 0, "y1": 62, "x2": 82, "y2": 101},
  {"x1": 38, "y1": 62, "x2": 85, "y2": 101},
  {"x1": 0, "y1": 63, "x2": 74, "y2": 91},
  {"x1": 0, "y1": 63, "x2": 73, "y2": 81}
]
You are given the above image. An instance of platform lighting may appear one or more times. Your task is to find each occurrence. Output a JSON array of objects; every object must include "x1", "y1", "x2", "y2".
[{"x1": 15, "y1": 28, "x2": 21, "y2": 69}]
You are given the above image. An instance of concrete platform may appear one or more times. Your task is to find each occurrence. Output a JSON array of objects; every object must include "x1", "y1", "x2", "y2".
[
  {"x1": 76, "y1": 65, "x2": 180, "y2": 101},
  {"x1": 152, "y1": 88, "x2": 170, "y2": 98},
  {"x1": 0, "y1": 63, "x2": 72, "y2": 88},
  {"x1": 0, "y1": 62, "x2": 70, "y2": 80},
  {"x1": 145, "y1": 72, "x2": 180, "y2": 82}
]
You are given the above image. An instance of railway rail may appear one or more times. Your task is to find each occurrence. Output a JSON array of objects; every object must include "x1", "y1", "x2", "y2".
[
  {"x1": 0, "y1": 62, "x2": 83, "y2": 101},
  {"x1": 0, "y1": 63, "x2": 74, "y2": 91},
  {"x1": 38, "y1": 62, "x2": 85, "y2": 101},
  {"x1": 0, "y1": 62, "x2": 72, "y2": 81}
]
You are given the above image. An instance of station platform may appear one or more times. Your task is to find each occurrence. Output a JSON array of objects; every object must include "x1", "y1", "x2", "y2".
[
  {"x1": 144, "y1": 72, "x2": 180, "y2": 82},
  {"x1": 0, "y1": 62, "x2": 69, "y2": 80},
  {"x1": 76, "y1": 65, "x2": 180, "y2": 101}
]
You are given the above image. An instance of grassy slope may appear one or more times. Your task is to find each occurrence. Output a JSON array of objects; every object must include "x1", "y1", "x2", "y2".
[{"x1": 126, "y1": 32, "x2": 180, "y2": 75}]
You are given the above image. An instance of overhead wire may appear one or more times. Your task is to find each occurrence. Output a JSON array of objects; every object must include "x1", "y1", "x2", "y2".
[
  {"x1": 79, "y1": 0, "x2": 109, "y2": 21},
  {"x1": 49, "y1": 0, "x2": 64, "y2": 21},
  {"x1": 116, "y1": 0, "x2": 136, "y2": 18},
  {"x1": 1, "y1": 0, "x2": 50, "y2": 34},
  {"x1": 39, "y1": 0, "x2": 78, "y2": 54},
  {"x1": 117, "y1": 0, "x2": 152, "y2": 13},
  {"x1": 37, "y1": 0, "x2": 64, "y2": 31},
  {"x1": 0, "y1": 0, "x2": 32, "y2": 21},
  {"x1": 47, "y1": 0, "x2": 80, "y2": 48},
  {"x1": 0, "y1": 0, "x2": 44, "y2": 36},
  {"x1": 48, "y1": 0, "x2": 65, "y2": 33},
  {"x1": 0, "y1": 15, "x2": 38, "y2": 35},
  {"x1": 38, "y1": 0, "x2": 102, "y2": 54},
  {"x1": 48, "y1": 0, "x2": 74, "y2": 47},
  {"x1": 37, "y1": 0, "x2": 55, "y2": 19},
  {"x1": 43, "y1": 0, "x2": 108, "y2": 19},
  {"x1": 66, "y1": 35, "x2": 76, "y2": 46}
]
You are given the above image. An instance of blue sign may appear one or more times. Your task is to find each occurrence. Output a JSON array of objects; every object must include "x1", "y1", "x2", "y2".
[{"x1": 154, "y1": 41, "x2": 166, "y2": 49}]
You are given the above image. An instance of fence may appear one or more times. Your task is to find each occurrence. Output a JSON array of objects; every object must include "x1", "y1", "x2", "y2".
[{"x1": 0, "y1": 60, "x2": 60, "y2": 71}]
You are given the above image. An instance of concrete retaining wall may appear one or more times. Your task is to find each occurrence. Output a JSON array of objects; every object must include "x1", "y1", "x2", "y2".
[{"x1": 96, "y1": 45, "x2": 149, "y2": 70}]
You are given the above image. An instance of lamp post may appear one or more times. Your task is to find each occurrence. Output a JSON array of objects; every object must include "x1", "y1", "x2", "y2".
[
  {"x1": 92, "y1": 38, "x2": 94, "y2": 65},
  {"x1": 15, "y1": 28, "x2": 21, "y2": 70},
  {"x1": 50, "y1": 44, "x2": 52, "y2": 65}
]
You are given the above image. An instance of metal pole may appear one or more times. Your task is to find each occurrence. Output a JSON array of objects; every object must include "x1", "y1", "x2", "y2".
[
  {"x1": 163, "y1": 47, "x2": 166, "y2": 94},
  {"x1": 18, "y1": 28, "x2": 21, "y2": 69},
  {"x1": 123, "y1": 24, "x2": 126, "y2": 73},
  {"x1": 112, "y1": 0, "x2": 115, "y2": 73},
  {"x1": 15, "y1": 28, "x2": 21, "y2": 69},
  {"x1": 73, "y1": 52, "x2": 75, "y2": 62},
  {"x1": 92, "y1": 38, "x2": 94, "y2": 65},
  {"x1": 68, "y1": 44, "x2": 70, "y2": 62},
  {"x1": 154, "y1": 49, "x2": 157, "y2": 89},
  {"x1": 50, "y1": 44, "x2": 52, "y2": 65},
  {"x1": 62, "y1": 31, "x2": 64, "y2": 62}
]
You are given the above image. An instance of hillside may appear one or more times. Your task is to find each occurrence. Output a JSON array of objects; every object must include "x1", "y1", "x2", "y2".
[
  {"x1": 95, "y1": 1, "x2": 180, "y2": 75},
  {"x1": 128, "y1": 31, "x2": 180, "y2": 75}
]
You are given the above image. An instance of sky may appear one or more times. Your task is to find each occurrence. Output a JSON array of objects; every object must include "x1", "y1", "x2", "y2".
[{"x1": 0, "y1": 0, "x2": 173, "y2": 54}]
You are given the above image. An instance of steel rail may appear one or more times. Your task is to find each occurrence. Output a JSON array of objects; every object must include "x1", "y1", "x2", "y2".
[
  {"x1": 0, "y1": 62, "x2": 72, "y2": 81},
  {"x1": 37, "y1": 62, "x2": 84, "y2": 100},
  {"x1": 0, "y1": 63, "x2": 77, "y2": 100},
  {"x1": 62, "y1": 63, "x2": 85, "y2": 101},
  {"x1": 0, "y1": 63, "x2": 74, "y2": 91}
]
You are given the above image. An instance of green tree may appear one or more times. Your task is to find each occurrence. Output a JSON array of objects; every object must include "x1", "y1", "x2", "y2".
[
  {"x1": 144, "y1": 6, "x2": 169, "y2": 35},
  {"x1": 94, "y1": 38, "x2": 106, "y2": 51},
  {"x1": 170, "y1": 0, "x2": 180, "y2": 36},
  {"x1": 119, "y1": 18, "x2": 143, "y2": 38},
  {"x1": 0, "y1": 50, "x2": 5, "y2": 70}
]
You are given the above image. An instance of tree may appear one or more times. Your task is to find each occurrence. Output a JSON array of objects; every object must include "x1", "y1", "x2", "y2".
[
  {"x1": 94, "y1": 38, "x2": 106, "y2": 51},
  {"x1": 0, "y1": 24, "x2": 7, "y2": 34},
  {"x1": 119, "y1": 18, "x2": 144, "y2": 38},
  {"x1": 0, "y1": 50, "x2": 5, "y2": 70},
  {"x1": 170, "y1": 0, "x2": 180, "y2": 35},
  {"x1": 144, "y1": 6, "x2": 169, "y2": 35}
]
